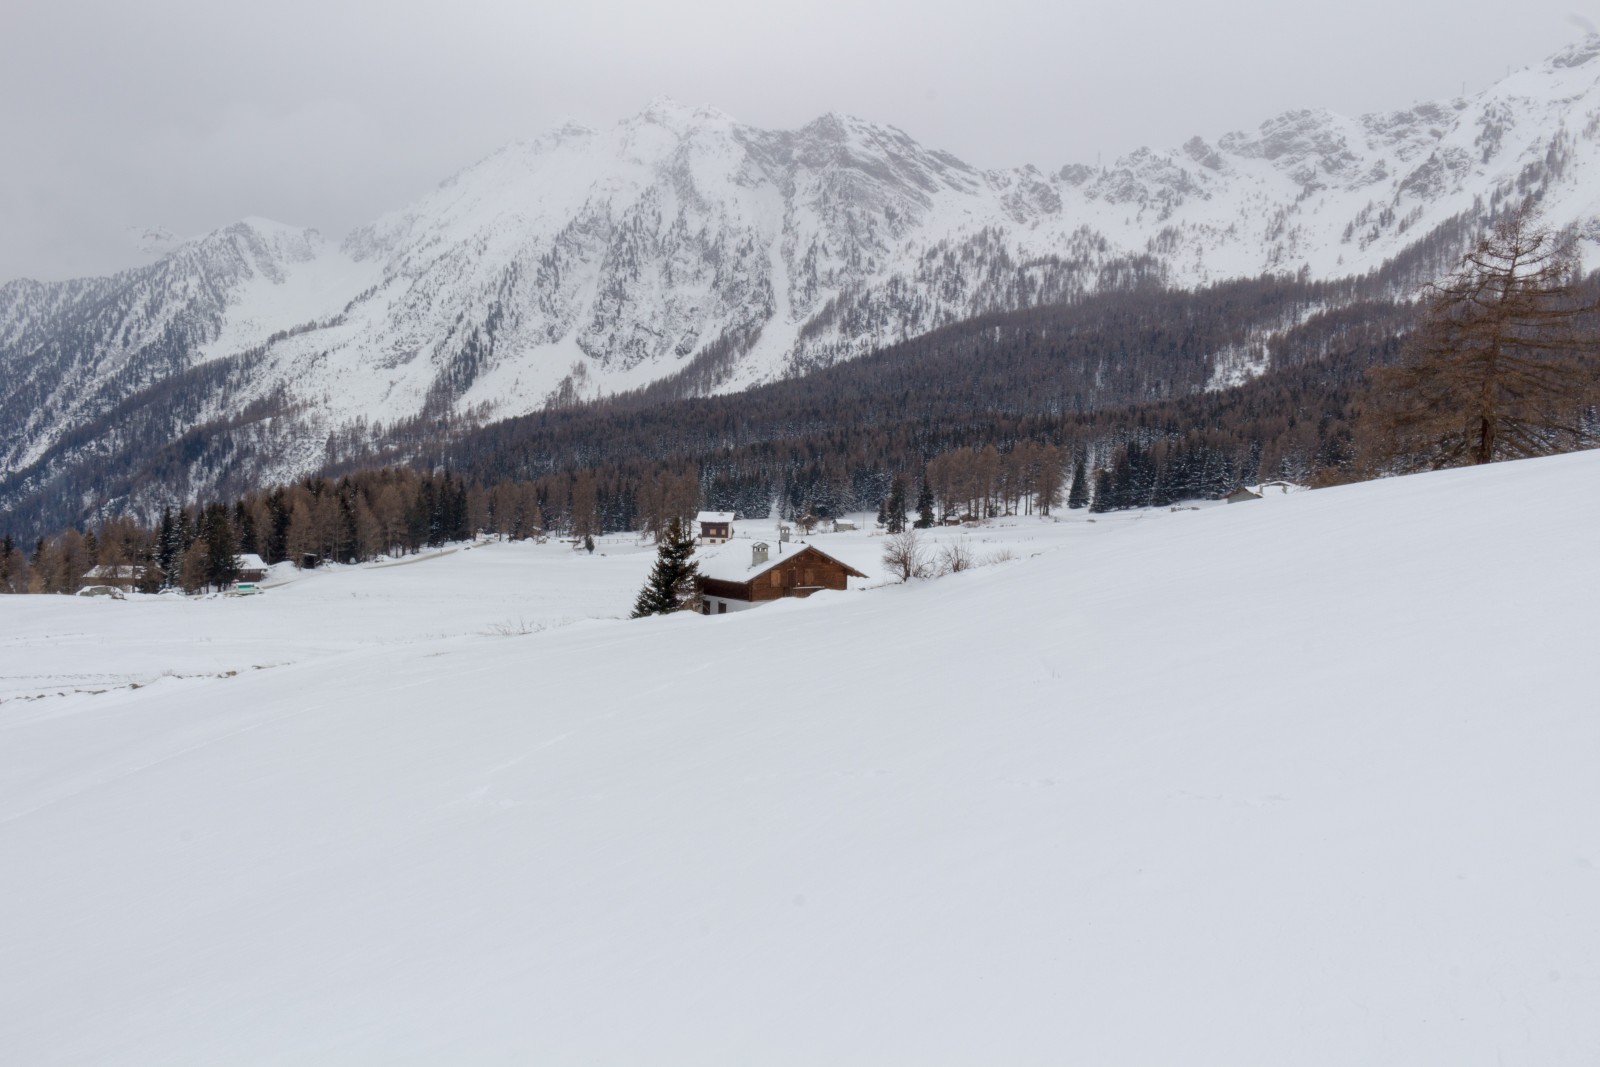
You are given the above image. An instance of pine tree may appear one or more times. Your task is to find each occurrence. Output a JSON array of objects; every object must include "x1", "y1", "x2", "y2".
[
  {"x1": 235, "y1": 501, "x2": 259, "y2": 557},
  {"x1": 155, "y1": 508, "x2": 180, "y2": 587},
  {"x1": 885, "y1": 476, "x2": 909, "y2": 534},
  {"x1": 202, "y1": 503, "x2": 240, "y2": 591},
  {"x1": 1089, "y1": 469, "x2": 1114, "y2": 513},
  {"x1": 1066, "y1": 457, "x2": 1089, "y2": 509},
  {"x1": 630, "y1": 518, "x2": 701, "y2": 617},
  {"x1": 914, "y1": 477, "x2": 936, "y2": 529}
]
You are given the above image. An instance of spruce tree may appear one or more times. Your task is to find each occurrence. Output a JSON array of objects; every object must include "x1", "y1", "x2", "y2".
[
  {"x1": 885, "y1": 477, "x2": 909, "y2": 534},
  {"x1": 1066, "y1": 457, "x2": 1089, "y2": 509},
  {"x1": 630, "y1": 518, "x2": 700, "y2": 617},
  {"x1": 202, "y1": 503, "x2": 240, "y2": 591},
  {"x1": 235, "y1": 501, "x2": 259, "y2": 557},
  {"x1": 914, "y1": 477, "x2": 936, "y2": 529},
  {"x1": 1089, "y1": 469, "x2": 1114, "y2": 514}
]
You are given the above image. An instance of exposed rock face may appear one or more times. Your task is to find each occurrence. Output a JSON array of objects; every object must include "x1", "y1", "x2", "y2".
[{"x1": 6, "y1": 39, "x2": 1600, "y2": 527}]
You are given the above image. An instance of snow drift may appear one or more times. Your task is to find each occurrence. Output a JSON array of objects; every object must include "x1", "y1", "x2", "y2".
[{"x1": 2, "y1": 452, "x2": 1597, "y2": 1063}]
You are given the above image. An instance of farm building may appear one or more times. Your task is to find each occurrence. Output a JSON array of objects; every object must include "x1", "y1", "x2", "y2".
[
  {"x1": 696, "y1": 511, "x2": 736, "y2": 544},
  {"x1": 696, "y1": 541, "x2": 869, "y2": 615},
  {"x1": 78, "y1": 565, "x2": 159, "y2": 593},
  {"x1": 1223, "y1": 486, "x2": 1263, "y2": 504},
  {"x1": 235, "y1": 554, "x2": 270, "y2": 582}
]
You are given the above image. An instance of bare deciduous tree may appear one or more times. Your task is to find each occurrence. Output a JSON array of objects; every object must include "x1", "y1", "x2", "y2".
[
  {"x1": 881, "y1": 529, "x2": 927, "y2": 582},
  {"x1": 1366, "y1": 209, "x2": 1600, "y2": 470},
  {"x1": 936, "y1": 538, "x2": 976, "y2": 575}
]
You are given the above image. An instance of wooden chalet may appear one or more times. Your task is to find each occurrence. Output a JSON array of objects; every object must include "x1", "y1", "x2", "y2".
[
  {"x1": 235, "y1": 553, "x2": 270, "y2": 582},
  {"x1": 696, "y1": 511, "x2": 736, "y2": 544},
  {"x1": 77, "y1": 564, "x2": 159, "y2": 592},
  {"x1": 697, "y1": 541, "x2": 868, "y2": 615},
  {"x1": 1222, "y1": 485, "x2": 1262, "y2": 504}
]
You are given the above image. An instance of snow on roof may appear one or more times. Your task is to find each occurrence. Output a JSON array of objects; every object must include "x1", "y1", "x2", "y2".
[
  {"x1": 236, "y1": 553, "x2": 269, "y2": 571},
  {"x1": 696, "y1": 511, "x2": 736, "y2": 525},
  {"x1": 695, "y1": 540, "x2": 872, "y2": 584},
  {"x1": 82, "y1": 565, "x2": 148, "y2": 579}
]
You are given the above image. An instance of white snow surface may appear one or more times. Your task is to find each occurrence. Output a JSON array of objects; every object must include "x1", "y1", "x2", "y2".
[
  {"x1": 2, "y1": 453, "x2": 1598, "y2": 1063},
  {"x1": 12, "y1": 39, "x2": 1600, "y2": 489}
]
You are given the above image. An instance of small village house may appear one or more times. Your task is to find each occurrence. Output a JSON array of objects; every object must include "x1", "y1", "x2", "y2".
[
  {"x1": 77, "y1": 564, "x2": 159, "y2": 593},
  {"x1": 696, "y1": 541, "x2": 868, "y2": 614},
  {"x1": 235, "y1": 553, "x2": 270, "y2": 583},
  {"x1": 696, "y1": 511, "x2": 735, "y2": 544},
  {"x1": 1223, "y1": 486, "x2": 1262, "y2": 504}
]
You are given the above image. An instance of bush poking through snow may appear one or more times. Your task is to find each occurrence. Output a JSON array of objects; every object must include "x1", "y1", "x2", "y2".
[
  {"x1": 936, "y1": 538, "x2": 976, "y2": 575},
  {"x1": 882, "y1": 530, "x2": 928, "y2": 582}
]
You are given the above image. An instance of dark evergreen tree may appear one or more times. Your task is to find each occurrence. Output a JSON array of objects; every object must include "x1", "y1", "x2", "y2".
[
  {"x1": 1066, "y1": 457, "x2": 1089, "y2": 509},
  {"x1": 234, "y1": 501, "x2": 259, "y2": 557},
  {"x1": 914, "y1": 477, "x2": 936, "y2": 529},
  {"x1": 1089, "y1": 469, "x2": 1114, "y2": 513},
  {"x1": 265, "y1": 488, "x2": 291, "y2": 564},
  {"x1": 201, "y1": 503, "x2": 240, "y2": 591},
  {"x1": 630, "y1": 518, "x2": 700, "y2": 617},
  {"x1": 884, "y1": 477, "x2": 909, "y2": 534},
  {"x1": 155, "y1": 507, "x2": 180, "y2": 587}
]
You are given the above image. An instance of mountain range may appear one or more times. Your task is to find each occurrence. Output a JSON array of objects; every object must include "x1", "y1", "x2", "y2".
[{"x1": 6, "y1": 37, "x2": 1600, "y2": 533}]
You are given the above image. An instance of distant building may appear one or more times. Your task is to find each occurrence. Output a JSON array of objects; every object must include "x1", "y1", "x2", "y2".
[
  {"x1": 78, "y1": 565, "x2": 158, "y2": 592},
  {"x1": 235, "y1": 553, "x2": 270, "y2": 582},
  {"x1": 696, "y1": 511, "x2": 736, "y2": 544},
  {"x1": 832, "y1": 519, "x2": 857, "y2": 532},
  {"x1": 696, "y1": 542, "x2": 869, "y2": 614},
  {"x1": 1223, "y1": 486, "x2": 1262, "y2": 504}
]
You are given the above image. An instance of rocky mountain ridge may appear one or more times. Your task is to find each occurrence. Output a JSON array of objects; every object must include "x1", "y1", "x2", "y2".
[{"x1": 6, "y1": 38, "x2": 1600, "y2": 530}]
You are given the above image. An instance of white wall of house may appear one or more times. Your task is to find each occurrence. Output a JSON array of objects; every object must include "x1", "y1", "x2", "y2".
[{"x1": 701, "y1": 595, "x2": 760, "y2": 615}]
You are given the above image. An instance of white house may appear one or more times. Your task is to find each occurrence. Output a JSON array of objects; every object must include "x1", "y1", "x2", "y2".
[{"x1": 696, "y1": 511, "x2": 736, "y2": 544}]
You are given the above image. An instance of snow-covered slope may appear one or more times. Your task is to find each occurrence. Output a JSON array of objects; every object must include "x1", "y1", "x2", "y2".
[
  {"x1": 2, "y1": 451, "x2": 1598, "y2": 1064},
  {"x1": 8, "y1": 40, "x2": 1600, "y2": 520}
]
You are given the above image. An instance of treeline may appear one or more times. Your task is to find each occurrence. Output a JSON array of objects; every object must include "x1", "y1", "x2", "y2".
[
  {"x1": 0, "y1": 465, "x2": 707, "y2": 595},
  {"x1": 3, "y1": 277, "x2": 1403, "y2": 593}
]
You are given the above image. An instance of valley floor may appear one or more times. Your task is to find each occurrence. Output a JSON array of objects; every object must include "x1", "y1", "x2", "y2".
[{"x1": 1, "y1": 457, "x2": 1596, "y2": 1064}]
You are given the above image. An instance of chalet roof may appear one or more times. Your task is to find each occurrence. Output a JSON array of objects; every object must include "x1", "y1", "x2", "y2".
[
  {"x1": 696, "y1": 511, "x2": 736, "y2": 525},
  {"x1": 236, "y1": 553, "x2": 269, "y2": 571},
  {"x1": 82, "y1": 565, "x2": 148, "y2": 580},
  {"x1": 695, "y1": 540, "x2": 871, "y2": 584}
]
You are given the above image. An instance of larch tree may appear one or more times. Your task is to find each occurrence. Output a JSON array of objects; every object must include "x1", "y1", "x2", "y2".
[{"x1": 1366, "y1": 209, "x2": 1600, "y2": 470}]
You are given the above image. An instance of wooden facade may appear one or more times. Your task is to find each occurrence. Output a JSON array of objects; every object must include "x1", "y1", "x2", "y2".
[
  {"x1": 698, "y1": 544, "x2": 867, "y2": 614},
  {"x1": 77, "y1": 565, "x2": 160, "y2": 592},
  {"x1": 696, "y1": 511, "x2": 736, "y2": 544}
]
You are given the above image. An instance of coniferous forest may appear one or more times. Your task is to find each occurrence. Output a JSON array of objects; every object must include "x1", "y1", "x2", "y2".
[{"x1": 5, "y1": 257, "x2": 1598, "y2": 594}]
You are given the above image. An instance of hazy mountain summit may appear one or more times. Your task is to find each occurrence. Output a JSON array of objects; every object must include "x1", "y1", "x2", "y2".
[{"x1": 5, "y1": 38, "x2": 1600, "y2": 525}]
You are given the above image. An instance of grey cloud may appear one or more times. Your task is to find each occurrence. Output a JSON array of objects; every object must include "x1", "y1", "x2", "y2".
[{"x1": 0, "y1": 0, "x2": 1587, "y2": 281}]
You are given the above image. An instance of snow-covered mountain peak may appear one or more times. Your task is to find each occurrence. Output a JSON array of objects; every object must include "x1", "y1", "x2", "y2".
[
  {"x1": 13, "y1": 42, "x2": 1600, "y2": 525},
  {"x1": 1548, "y1": 32, "x2": 1600, "y2": 70}
]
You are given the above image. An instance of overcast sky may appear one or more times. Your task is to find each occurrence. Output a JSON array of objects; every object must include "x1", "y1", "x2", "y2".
[{"x1": 2, "y1": 0, "x2": 1592, "y2": 283}]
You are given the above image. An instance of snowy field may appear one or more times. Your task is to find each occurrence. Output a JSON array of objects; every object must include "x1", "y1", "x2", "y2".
[{"x1": 1, "y1": 456, "x2": 1597, "y2": 1064}]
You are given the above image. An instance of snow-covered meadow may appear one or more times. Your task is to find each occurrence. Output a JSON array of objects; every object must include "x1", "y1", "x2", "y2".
[{"x1": 1, "y1": 456, "x2": 1596, "y2": 1064}]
